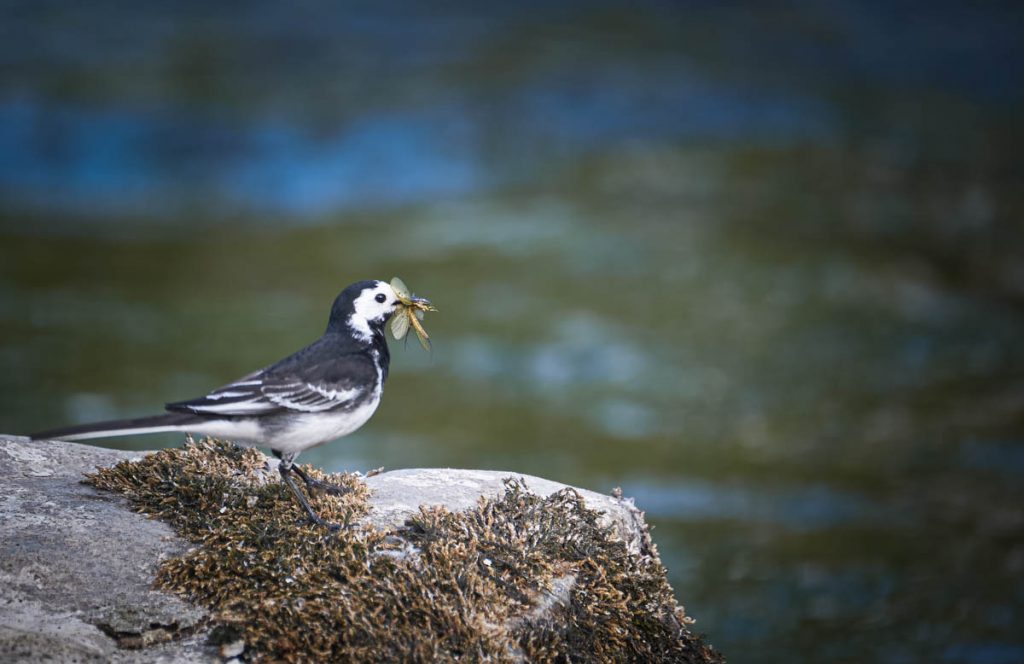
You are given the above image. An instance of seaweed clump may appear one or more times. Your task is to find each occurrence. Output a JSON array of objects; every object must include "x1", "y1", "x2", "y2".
[{"x1": 86, "y1": 438, "x2": 723, "y2": 663}]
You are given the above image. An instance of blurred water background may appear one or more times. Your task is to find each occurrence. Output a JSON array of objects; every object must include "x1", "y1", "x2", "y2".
[{"x1": 2, "y1": 2, "x2": 1023, "y2": 661}]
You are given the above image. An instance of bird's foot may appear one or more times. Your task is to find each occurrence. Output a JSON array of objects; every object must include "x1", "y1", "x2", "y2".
[
  {"x1": 306, "y1": 517, "x2": 342, "y2": 532},
  {"x1": 291, "y1": 465, "x2": 352, "y2": 496},
  {"x1": 298, "y1": 513, "x2": 351, "y2": 533},
  {"x1": 304, "y1": 478, "x2": 353, "y2": 496},
  {"x1": 279, "y1": 464, "x2": 348, "y2": 533}
]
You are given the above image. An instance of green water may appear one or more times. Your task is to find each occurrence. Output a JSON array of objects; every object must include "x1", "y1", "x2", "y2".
[{"x1": 2, "y1": 2, "x2": 1024, "y2": 661}]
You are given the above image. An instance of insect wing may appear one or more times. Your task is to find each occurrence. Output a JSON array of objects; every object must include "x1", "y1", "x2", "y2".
[
  {"x1": 390, "y1": 277, "x2": 412, "y2": 304},
  {"x1": 391, "y1": 308, "x2": 411, "y2": 340},
  {"x1": 416, "y1": 329, "x2": 432, "y2": 352},
  {"x1": 408, "y1": 312, "x2": 432, "y2": 352}
]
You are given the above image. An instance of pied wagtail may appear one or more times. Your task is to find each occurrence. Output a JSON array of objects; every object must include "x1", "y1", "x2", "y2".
[{"x1": 31, "y1": 279, "x2": 430, "y2": 530}]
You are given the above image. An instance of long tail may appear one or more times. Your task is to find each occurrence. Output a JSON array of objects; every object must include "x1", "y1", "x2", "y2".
[{"x1": 30, "y1": 412, "x2": 202, "y2": 442}]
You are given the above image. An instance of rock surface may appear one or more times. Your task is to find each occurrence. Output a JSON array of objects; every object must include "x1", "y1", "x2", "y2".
[
  {"x1": 0, "y1": 435, "x2": 688, "y2": 662},
  {"x1": 0, "y1": 436, "x2": 210, "y2": 663}
]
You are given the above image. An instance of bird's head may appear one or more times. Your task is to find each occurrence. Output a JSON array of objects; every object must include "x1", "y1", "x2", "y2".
[{"x1": 328, "y1": 280, "x2": 402, "y2": 341}]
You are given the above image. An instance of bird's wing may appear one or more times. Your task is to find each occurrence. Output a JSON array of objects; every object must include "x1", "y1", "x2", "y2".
[{"x1": 166, "y1": 360, "x2": 373, "y2": 417}]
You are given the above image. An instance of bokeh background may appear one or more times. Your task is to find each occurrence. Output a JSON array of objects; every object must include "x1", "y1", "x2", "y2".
[{"x1": 2, "y1": 2, "x2": 1023, "y2": 662}]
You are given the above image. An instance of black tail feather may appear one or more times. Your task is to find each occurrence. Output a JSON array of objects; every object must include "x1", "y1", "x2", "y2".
[{"x1": 30, "y1": 412, "x2": 201, "y2": 442}]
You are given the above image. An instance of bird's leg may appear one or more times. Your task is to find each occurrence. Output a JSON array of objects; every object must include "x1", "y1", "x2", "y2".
[
  {"x1": 289, "y1": 464, "x2": 353, "y2": 497},
  {"x1": 276, "y1": 454, "x2": 340, "y2": 532}
]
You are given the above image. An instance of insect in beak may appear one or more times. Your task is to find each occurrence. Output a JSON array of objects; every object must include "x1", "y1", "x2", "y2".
[{"x1": 389, "y1": 277, "x2": 438, "y2": 352}]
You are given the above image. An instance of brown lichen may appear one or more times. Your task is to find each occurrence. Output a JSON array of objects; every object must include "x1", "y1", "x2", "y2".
[{"x1": 85, "y1": 438, "x2": 724, "y2": 663}]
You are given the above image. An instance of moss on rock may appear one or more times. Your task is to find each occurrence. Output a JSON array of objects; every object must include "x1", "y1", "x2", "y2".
[{"x1": 85, "y1": 439, "x2": 723, "y2": 663}]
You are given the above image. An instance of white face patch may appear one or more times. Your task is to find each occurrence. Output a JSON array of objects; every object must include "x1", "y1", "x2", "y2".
[{"x1": 348, "y1": 281, "x2": 399, "y2": 341}]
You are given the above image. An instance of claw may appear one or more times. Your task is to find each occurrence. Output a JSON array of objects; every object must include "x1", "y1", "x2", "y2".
[
  {"x1": 291, "y1": 465, "x2": 351, "y2": 496},
  {"x1": 279, "y1": 464, "x2": 342, "y2": 531}
]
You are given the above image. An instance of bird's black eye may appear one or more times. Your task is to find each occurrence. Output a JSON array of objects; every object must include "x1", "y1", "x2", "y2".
[{"x1": 375, "y1": 293, "x2": 387, "y2": 303}]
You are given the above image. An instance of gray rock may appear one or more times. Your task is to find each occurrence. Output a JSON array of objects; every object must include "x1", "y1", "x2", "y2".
[
  {"x1": 0, "y1": 434, "x2": 655, "y2": 663},
  {"x1": 0, "y1": 436, "x2": 210, "y2": 663}
]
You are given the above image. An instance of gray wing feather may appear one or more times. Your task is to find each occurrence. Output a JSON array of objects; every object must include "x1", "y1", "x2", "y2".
[
  {"x1": 165, "y1": 342, "x2": 379, "y2": 417},
  {"x1": 167, "y1": 374, "x2": 364, "y2": 416}
]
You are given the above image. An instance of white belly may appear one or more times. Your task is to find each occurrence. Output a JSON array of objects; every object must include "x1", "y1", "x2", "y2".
[
  {"x1": 184, "y1": 396, "x2": 381, "y2": 457},
  {"x1": 264, "y1": 396, "x2": 382, "y2": 456}
]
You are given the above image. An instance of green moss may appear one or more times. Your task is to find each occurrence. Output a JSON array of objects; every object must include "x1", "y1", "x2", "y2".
[{"x1": 85, "y1": 438, "x2": 723, "y2": 663}]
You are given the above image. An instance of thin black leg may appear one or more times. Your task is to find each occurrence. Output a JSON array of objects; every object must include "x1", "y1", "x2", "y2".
[
  {"x1": 290, "y1": 464, "x2": 352, "y2": 496},
  {"x1": 277, "y1": 462, "x2": 340, "y2": 532}
]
